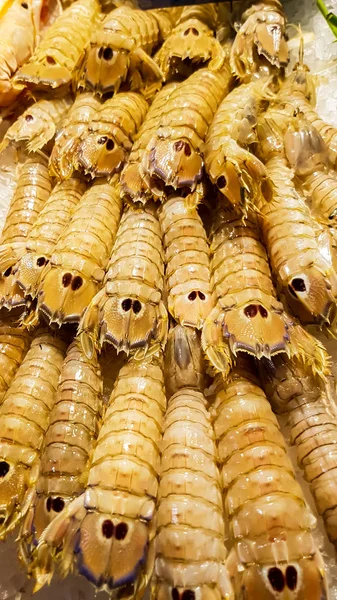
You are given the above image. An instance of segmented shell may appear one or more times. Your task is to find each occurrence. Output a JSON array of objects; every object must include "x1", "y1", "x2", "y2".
[
  {"x1": 164, "y1": 325, "x2": 206, "y2": 398},
  {"x1": 35, "y1": 354, "x2": 166, "y2": 595},
  {"x1": 0, "y1": 96, "x2": 73, "y2": 153},
  {"x1": 77, "y1": 92, "x2": 149, "y2": 179},
  {"x1": 79, "y1": 202, "x2": 167, "y2": 359},
  {"x1": 230, "y1": 0, "x2": 288, "y2": 80},
  {"x1": 260, "y1": 355, "x2": 337, "y2": 549},
  {"x1": 35, "y1": 177, "x2": 122, "y2": 325},
  {"x1": 15, "y1": 0, "x2": 100, "y2": 91},
  {"x1": 121, "y1": 82, "x2": 178, "y2": 204},
  {"x1": 76, "y1": 5, "x2": 172, "y2": 96},
  {"x1": 140, "y1": 67, "x2": 232, "y2": 201},
  {"x1": 212, "y1": 358, "x2": 328, "y2": 599},
  {"x1": 204, "y1": 80, "x2": 270, "y2": 214},
  {"x1": 0, "y1": 324, "x2": 31, "y2": 405},
  {"x1": 154, "y1": 324, "x2": 233, "y2": 600},
  {"x1": 49, "y1": 92, "x2": 101, "y2": 181},
  {"x1": 9, "y1": 176, "x2": 87, "y2": 309},
  {"x1": 159, "y1": 195, "x2": 214, "y2": 329},
  {"x1": 201, "y1": 204, "x2": 328, "y2": 378},
  {"x1": 0, "y1": 330, "x2": 67, "y2": 539},
  {"x1": 19, "y1": 339, "x2": 103, "y2": 559}
]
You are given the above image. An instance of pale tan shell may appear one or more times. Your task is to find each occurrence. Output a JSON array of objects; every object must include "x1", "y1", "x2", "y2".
[
  {"x1": 19, "y1": 339, "x2": 103, "y2": 561},
  {"x1": 204, "y1": 79, "x2": 270, "y2": 214},
  {"x1": 0, "y1": 0, "x2": 37, "y2": 107},
  {"x1": 34, "y1": 354, "x2": 166, "y2": 595},
  {"x1": 140, "y1": 67, "x2": 232, "y2": 200},
  {"x1": 0, "y1": 96, "x2": 73, "y2": 153},
  {"x1": 76, "y1": 92, "x2": 149, "y2": 179},
  {"x1": 0, "y1": 325, "x2": 31, "y2": 405},
  {"x1": 164, "y1": 324, "x2": 206, "y2": 398},
  {"x1": 230, "y1": 0, "x2": 288, "y2": 80},
  {"x1": 260, "y1": 354, "x2": 337, "y2": 549},
  {"x1": 76, "y1": 5, "x2": 173, "y2": 97},
  {"x1": 49, "y1": 92, "x2": 101, "y2": 181},
  {"x1": 154, "y1": 324, "x2": 233, "y2": 600},
  {"x1": 159, "y1": 195, "x2": 214, "y2": 329},
  {"x1": 121, "y1": 82, "x2": 178, "y2": 205},
  {"x1": 0, "y1": 154, "x2": 52, "y2": 307},
  {"x1": 201, "y1": 204, "x2": 328, "y2": 378},
  {"x1": 15, "y1": 0, "x2": 100, "y2": 91},
  {"x1": 0, "y1": 330, "x2": 67, "y2": 539},
  {"x1": 212, "y1": 357, "x2": 328, "y2": 600},
  {"x1": 8, "y1": 176, "x2": 87, "y2": 308},
  {"x1": 78, "y1": 202, "x2": 167, "y2": 359},
  {"x1": 35, "y1": 177, "x2": 122, "y2": 326}
]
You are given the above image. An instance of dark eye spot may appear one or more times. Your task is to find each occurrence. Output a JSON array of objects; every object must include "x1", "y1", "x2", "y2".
[
  {"x1": 268, "y1": 567, "x2": 285, "y2": 592},
  {"x1": 71, "y1": 276, "x2": 83, "y2": 291},
  {"x1": 190, "y1": 27, "x2": 199, "y2": 35},
  {"x1": 115, "y1": 522, "x2": 128, "y2": 540},
  {"x1": 52, "y1": 497, "x2": 65, "y2": 513},
  {"x1": 286, "y1": 566, "x2": 298, "y2": 590},
  {"x1": 259, "y1": 305, "x2": 268, "y2": 318},
  {"x1": 198, "y1": 291, "x2": 205, "y2": 300},
  {"x1": 25, "y1": 114, "x2": 34, "y2": 122},
  {"x1": 36, "y1": 256, "x2": 46, "y2": 267},
  {"x1": 98, "y1": 47, "x2": 104, "y2": 58},
  {"x1": 291, "y1": 277, "x2": 306, "y2": 292},
  {"x1": 182, "y1": 592, "x2": 195, "y2": 600},
  {"x1": 122, "y1": 298, "x2": 132, "y2": 312},
  {"x1": 132, "y1": 300, "x2": 141, "y2": 314},
  {"x1": 21, "y1": 2, "x2": 28, "y2": 7},
  {"x1": 102, "y1": 519, "x2": 114, "y2": 539},
  {"x1": 103, "y1": 47, "x2": 113, "y2": 61},
  {"x1": 217, "y1": 175, "x2": 226, "y2": 189},
  {"x1": 244, "y1": 304, "x2": 258, "y2": 318},
  {"x1": 62, "y1": 272, "x2": 72, "y2": 287},
  {"x1": 46, "y1": 497, "x2": 52, "y2": 512},
  {"x1": 106, "y1": 138, "x2": 115, "y2": 151},
  {"x1": 4, "y1": 267, "x2": 12, "y2": 277},
  {"x1": 0, "y1": 461, "x2": 9, "y2": 477},
  {"x1": 98, "y1": 136, "x2": 108, "y2": 145},
  {"x1": 174, "y1": 140, "x2": 184, "y2": 152},
  {"x1": 188, "y1": 291, "x2": 197, "y2": 301},
  {"x1": 171, "y1": 589, "x2": 180, "y2": 600},
  {"x1": 46, "y1": 56, "x2": 56, "y2": 65},
  {"x1": 184, "y1": 142, "x2": 191, "y2": 157}
]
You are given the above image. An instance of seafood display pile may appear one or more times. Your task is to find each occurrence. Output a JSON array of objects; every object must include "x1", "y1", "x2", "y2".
[{"x1": 1, "y1": 0, "x2": 337, "y2": 598}]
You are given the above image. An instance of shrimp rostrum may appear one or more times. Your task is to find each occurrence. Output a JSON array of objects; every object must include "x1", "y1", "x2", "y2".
[
  {"x1": 154, "y1": 3, "x2": 225, "y2": 81},
  {"x1": 76, "y1": 5, "x2": 173, "y2": 97},
  {"x1": 33, "y1": 353, "x2": 166, "y2": 595},
  {"x1": 201, "y1": 203, "x2": 329, "y2": 379},
  {"x1": 212, "y1": 356, "x2": 329, "y2": 600},
  {"x1": 78, "y1": 202, "x2": 167, "y2": 359}
]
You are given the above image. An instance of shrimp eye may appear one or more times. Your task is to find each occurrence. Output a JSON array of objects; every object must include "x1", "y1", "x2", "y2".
[
  {"x1": 62, "y1": 273, "x2": 72, "y2": 287},
  {"x1": 46, "y1": 497, "x2": 52, "y2": 512},
  {"x1": 217, "y1": 175, "x2": 226, "y2": 189},
  {"x1": 52, "y1": 497, "x2": 65, "y2": 513},
  {"x1": 171, "y1": 589, "x2": 180, "y2": 600},
  {"x1": 184, "y1": 142, "x2": 191, "y2": 157},
  {"x1": 121, "y1": 298, "x2": 132, "y2": 312},
  {"x1": 106, "y1": 139, "x2": 115, "y2": 151},
  {"x1": 21, "y1": 2, "x2": 28, "y2": 8},
  {"x1": 291, "y1": 278, "x2": 306, "y2": 292},
  {"x1": 36, "y1": 256, "x2": 46, "y2": 267},
  {"x1": 286, "y1": 566, "x2": 298, "y2": 590},
  {"x1": 182, "y1": 592, "x2": 195, "y2": 600},
  {"x1": 188, "y1": 291, "x2": 197, "y2": 301},
  {"x1": 102, "y1": 519, "x2": 114, "y2": 538},
  {"x1": 174, "y1": 140, "x2": 184, "y2": 152},
  {"x1": 268, "y1": 567, "x2": 285, "y2": 592},
  {"x1": 115, "y1": 522, "x2": 128, "y2": 540},
  {"x1": 98, "y1": 47, "x2": 104, "y2": 58},
  {"x1": 3, "y1": 267, "x2": 12, "y2": 277},
  {"x1": 71, "y1": 276, "x2": 83, "y2": 291},
  {"x1": 25, "y1": 114, "x2": 34, "y2": 122},
  {"x1": 46, "y1": 56, "x2": 56, "y2": 65},
  {"x1": 244, "y1": 304, "x2": 258, "y2": 318},
  {"x1": 132, "y1": 300, "x2": 142, "y2": 314},
  {"x1": 259, "y1": 305, "x2": 268, "y2": 318},
  {"x1": 103, "y1": 47, "x2": 113, "y2": 61},
  {"x1": 0, "y1": 461, "x2": 9, "y2": 477},
  {"x1": 198, "y1": 291, "x2": 206, "y2": 300}
]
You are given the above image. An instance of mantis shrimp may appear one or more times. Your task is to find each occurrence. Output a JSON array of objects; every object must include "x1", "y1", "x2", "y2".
[
  {"x1": 78, "y1": 202, "x2": 167, "y2": 359},
  {"x1": 211, "y1": 355, "x2": 329, "y2": 599},
  {"x1": 153, "y1": 324, "x2": 233, "y2": 600},
  {"x1": 0, "y1": 313, "x2": 31, "y2": 405},
  {"x1": 33, "y1": 352, "x2": 166, "y2": 595},
  {"x1": 0, "y1": 330, "x2": 67, "y2": 539}
]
